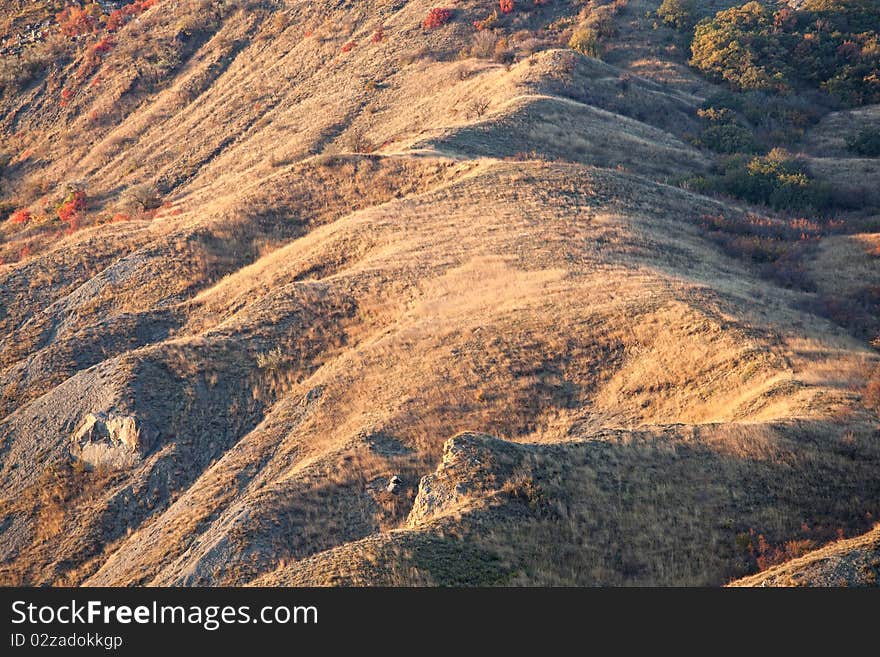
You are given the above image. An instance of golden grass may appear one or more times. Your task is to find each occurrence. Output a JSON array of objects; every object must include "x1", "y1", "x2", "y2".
[{"x1": 1, "y1": 0, "x2": 879, "y2": 588}]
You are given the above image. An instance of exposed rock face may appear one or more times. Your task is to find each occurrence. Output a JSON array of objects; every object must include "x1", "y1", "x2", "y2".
[
  {"x1": 69, "y1": 412, "x2": 155, "y2": 470},
  {"x1": 408, "y1": 433, "x2": 524, "y2": 525}
]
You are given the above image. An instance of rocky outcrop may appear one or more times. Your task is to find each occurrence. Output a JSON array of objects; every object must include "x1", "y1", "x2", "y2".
[
  {"x1": 69, "y1": 412, "x2": 155, "y2": 470},
  {"x1": 408, "y1": 432, "x2": 525, "y2": 525}
]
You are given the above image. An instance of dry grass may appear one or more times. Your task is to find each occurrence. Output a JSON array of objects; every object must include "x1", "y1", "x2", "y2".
[
  {"x1": 1, "y1": 0, "x2": 879, "y2": 588},
  {"x1": 258, "y1": 425, "x2": 880, "y2": 586},
  {"x1": 4, "y1": 159, "x2": 878, "y2": 586}
]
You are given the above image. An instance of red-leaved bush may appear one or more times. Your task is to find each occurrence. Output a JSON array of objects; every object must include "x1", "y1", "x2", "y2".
[
  {"x1": 8, "y1": 208, "x2": 31, "y2": 225},
  {"x1": 56, "y1": 6, "x2": 101, "y2": 37},
  {"x1": 423, "y1": 8, "x2": 453, "y2": 30},
  {"x1": 59, "y1": 87, "x2": 76, "y2": 107},
  {"x1": 372, "y1": 27, "x2": 385, "y2": 43},
  {"x1": 76, "y1": 37, "x2": 115, "y2": 80},
  {"x1": 473, "y1": 10, "x2": 499, "y2": 30},
  {"x1": 57, "y1": 190, "x2": 87, "y2": 223},
  {"x1": 341, "y1": 40, "x2": 357, "y2": 52},
  {"x1": 92, "y1": 37, "x2": 115, "y2": 55},
  {"x1": 499, "y1": 0, "x2": 515, "y2": 14}
]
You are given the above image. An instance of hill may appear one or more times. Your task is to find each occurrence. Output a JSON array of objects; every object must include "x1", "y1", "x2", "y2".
[{"x1": 1, "y1": 0, "x2": 879, "y2": 586}]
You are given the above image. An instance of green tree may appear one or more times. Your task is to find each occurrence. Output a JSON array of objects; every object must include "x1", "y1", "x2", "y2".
[
  {"x1": 657, "y1": 0, "x2": 697, "y2": 30},
  {"x1": 690, "y1": 2, "x2": 786, "y2": 91},
  {"x1": 689, "y1": 1, "x2": 880, "y2": 105}
]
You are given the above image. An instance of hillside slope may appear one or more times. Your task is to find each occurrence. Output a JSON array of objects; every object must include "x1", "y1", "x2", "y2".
[
  {"x1": 1, "y1": 0, "x2": 879, "y2": 586},
  {"x1": 730, "y1": 525, "x2": 880, "y2": 587}
]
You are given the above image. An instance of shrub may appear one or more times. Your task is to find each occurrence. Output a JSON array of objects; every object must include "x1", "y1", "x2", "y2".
[
  {"x1": 569, "y1": 27, "x2": 602, "y2": 58},
  {"x1": 698, "y1": 122, "x2": 758, "y2": 153},
  {"x1": 657, "y1": 0, "x2": 697, "y2": 30},
  {"x1": 7, "y1": 208, "x2": 31, "y2": 225},
  {"x1": 473, "y1": 10, "x2": 499, "y2": 31},
  {"x1": 345, "y1": 128, "x2": 375, "y2": 153},
  {"x1": 810, "y1": 288, "x2": 880, "y2": 342},
  {"x1": 75, "y1": 36, "x2": 116, "y2": 80},
  {"x1": 698, "y1": 89, "x2": 835, "y2": 149},
  {"x1": 690, "y1": 3, "x2": 780, "y2": 91},
  {"x1": 499, "y1": 0, "x2": 515, "y2": 14},
  {"x1": 689, "y1": 150, "x2": 833, "y2": 211},
  {"x1": 699, "y1": 212, "x2": 826, "y2": 244},
  {"x1": 467, "y1": 98, "x2": 490, "y2": 118},
  {"x1": 256, "y1": 347, "x2": 284, "y2": 370},
  {"x1": 92, "y1": 37, "x2": 115, "y2": 55},
  {"x1": 491, "y1": 37, "x2": 514, "y2": 64},
  {"x1": 737, "y1": 522, "x2": 863, "y2": 574},
  {"x1": 423, "y1": 8, "x2": 453, "y2": 30},
  {"x1": 122, "y1": 184, "x2": 162, "y2": 212},
  {"x1": 696, "y1": 211, "x2": 840, "y2": 289},
  {"x1": 341, "y1": 40, "x2": 356, "y2": 52},
  {"x1": 690, "y1": 1, "x2": 880, "y2": 105},
  {"x1": 466, "y1": 30, "x2": 498, "y2": 58},
  {"x1": 846, "y1": 128, "x2": 880, "y2": 157},
  {"x1": 56, "y1": 190, "x2": 87, "y2": 223},
  {"x1": 696, "y1": 107, "x2": 759, "y2": 153},
  {"x1": 56, "y1": 4, "x2": 103, "y2": 38},
  {"x1": 582, "y1": 0, "x2": 627, "y2": 39}
]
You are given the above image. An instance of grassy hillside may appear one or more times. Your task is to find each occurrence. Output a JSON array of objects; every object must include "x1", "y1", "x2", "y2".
[{"x1": 0, "y1": 0, "x2": 878, "y2": 586}]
